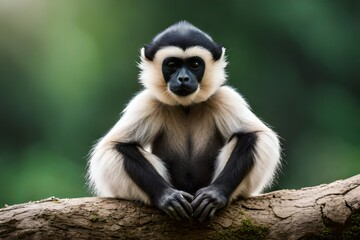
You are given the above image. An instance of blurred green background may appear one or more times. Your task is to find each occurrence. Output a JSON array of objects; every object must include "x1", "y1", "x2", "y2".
[{"x1": 0, "y1": 0, "x2": 359, "y2": 206}]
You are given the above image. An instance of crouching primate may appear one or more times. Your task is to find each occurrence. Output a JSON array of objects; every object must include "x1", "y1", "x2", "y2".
[{"x1": 88, "y1": 21, "x2": 281, "y2": 222}]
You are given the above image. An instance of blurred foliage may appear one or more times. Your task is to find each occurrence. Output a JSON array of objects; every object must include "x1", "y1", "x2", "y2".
[{"x1": 0, "y1": 0, "x2": 359, "y2": 206}]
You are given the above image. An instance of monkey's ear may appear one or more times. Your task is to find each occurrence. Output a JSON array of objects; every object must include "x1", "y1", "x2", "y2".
[
  {"x1": 140, "y1": 47, "x2": 146, "y2": 60},
  {"x1": 221, "y1": 47, "x2": 226, "y2": 57},
  {"x1": 143, "y1": 44, "x2": 155, "y2": 61},
  {"x1": 212, "y1": 43, "x2": 224, "y2": 61}
]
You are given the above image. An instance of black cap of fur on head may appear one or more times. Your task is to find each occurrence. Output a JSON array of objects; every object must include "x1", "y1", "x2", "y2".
[{"x1": 144, "y1": 21, "x2": 223, "y2": 61}]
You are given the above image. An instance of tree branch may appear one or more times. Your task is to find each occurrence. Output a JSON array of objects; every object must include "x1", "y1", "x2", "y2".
[{"x1": 1, "y1": 174, "x2": 359, "y2": 239}]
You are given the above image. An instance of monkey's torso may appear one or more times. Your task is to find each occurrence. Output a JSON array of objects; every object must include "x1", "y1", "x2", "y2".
[{"x1": 151, "y1": 102, "x2": 225, "y2": 194}]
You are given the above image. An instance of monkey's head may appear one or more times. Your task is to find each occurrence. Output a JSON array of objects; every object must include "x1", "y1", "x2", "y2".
[{"x1": 139, "y1": 21, "x2": 227, "y2": 106}]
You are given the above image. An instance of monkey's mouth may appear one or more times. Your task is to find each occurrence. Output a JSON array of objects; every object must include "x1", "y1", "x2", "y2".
[{"x1": 170, "y1": 86, "x2": 197, "y2": 96}]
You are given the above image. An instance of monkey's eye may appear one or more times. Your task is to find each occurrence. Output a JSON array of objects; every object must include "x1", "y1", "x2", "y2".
[
  {"x1": 190, "y1": 61, "x2": 200, "y2": 70},
  {"x1": 167, "y1": 61, "x2": 178, "y2": 69}
]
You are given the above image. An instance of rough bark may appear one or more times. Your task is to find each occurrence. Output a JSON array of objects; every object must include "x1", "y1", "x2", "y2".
[{"x1": 1, "y1": 175, "x2": 359, "y2": 240}]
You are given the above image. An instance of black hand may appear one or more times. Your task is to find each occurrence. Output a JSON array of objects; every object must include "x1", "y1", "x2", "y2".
[
  {"x1": 154, "y1": 188, "x2": 194, "y2": 221},
  {"x1": 191, "y1": 185, "x2": 228, "y2": 222}
]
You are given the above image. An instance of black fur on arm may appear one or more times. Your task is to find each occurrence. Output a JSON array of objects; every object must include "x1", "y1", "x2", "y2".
[
  {"x1": 115, "y1": 142, "x2": 169, "y2": 203},
  {"x1": 115, "y1": 142, "x2": 193, "y2": 221},
  {"x1": 192, "y1": 132, "x2": 257, "y2": 222},
  {"x1": 213, "y1": 132, "x2": 257, "y2": 197}
]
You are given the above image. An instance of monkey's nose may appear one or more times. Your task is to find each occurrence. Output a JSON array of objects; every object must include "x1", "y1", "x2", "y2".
[
  {"x1": 178, "y1": 76, "x2": 190, "y2": 83},
  {"x1": 177, "y1": 68, "x2": 190, "y2": 83}
]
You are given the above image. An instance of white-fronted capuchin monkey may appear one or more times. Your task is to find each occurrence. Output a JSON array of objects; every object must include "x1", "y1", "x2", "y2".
[{"x1": 88, "y1": 21, "x2": 281, "y2": 222}]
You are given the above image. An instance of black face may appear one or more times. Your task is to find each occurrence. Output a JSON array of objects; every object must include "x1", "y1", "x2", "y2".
[{"x1": 162, "y1": 57, "x2": 205, "y2": 97}]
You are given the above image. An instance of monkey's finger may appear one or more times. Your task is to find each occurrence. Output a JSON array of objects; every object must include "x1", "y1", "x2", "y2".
[
  {"x1": 199, "y1": 203, "x2": 215, "y2": 222},
  {"x1": 191, "y1": 193, "x2": 206, "y2": 210},
  {"x1": 179, "y1": 191, "x2": 194, "y2": 202},
  {"x1": 165, "y1": 206, "x2": 181, "y2": 221},
  {"x1": 193, "y1": 198, "x2": 210, "y2": 218},
  {"x1": 209, "y1": 208, "x2": 217, "y2": 219},
  {"x1": 171, "y1": 200, "x2": 190, "y2": 219},
  {"x1": 176, "y1": 194, "x2": 193, "y2": 215}
]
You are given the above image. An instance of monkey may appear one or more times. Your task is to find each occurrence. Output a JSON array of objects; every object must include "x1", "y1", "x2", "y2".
[{"x1": 88, "y1": 21, "x2": 281, "y2": 222}]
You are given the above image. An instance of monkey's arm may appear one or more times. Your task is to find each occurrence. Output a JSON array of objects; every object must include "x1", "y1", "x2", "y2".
[
  {"x1": 88, "y1": 90, "x2": 192, "y2": 220},
  {"x1": 192, "y1": 86, "x2": 281, "y2": 221}
]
